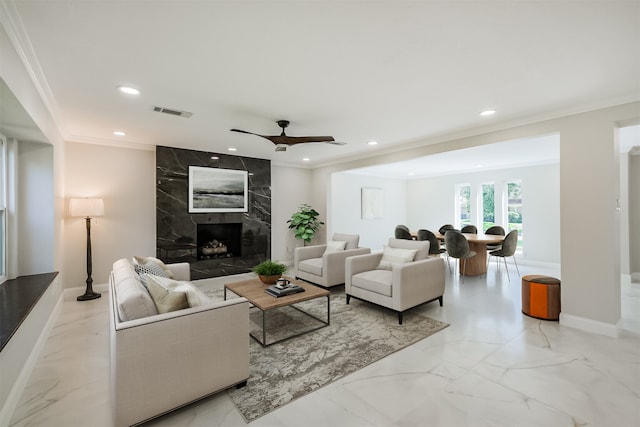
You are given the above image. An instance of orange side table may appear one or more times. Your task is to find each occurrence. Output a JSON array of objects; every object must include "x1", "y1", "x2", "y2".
[{"x1": 521, "y1": 275, "x2": 561, "y2": 320}]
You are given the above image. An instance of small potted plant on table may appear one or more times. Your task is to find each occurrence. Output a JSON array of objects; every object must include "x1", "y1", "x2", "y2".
[{"x1": 253, "y1": 260, "x2": 287, "y2": 285}]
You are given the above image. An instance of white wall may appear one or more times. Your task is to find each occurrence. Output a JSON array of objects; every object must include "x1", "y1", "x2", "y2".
[
  {"x1": 312, "y1": 102, "x2": 640, "y2": 336},
  {"x1": 0, "y1": 21, "x2": 65, "y2": 426},
  {"x1": 62, "y1": 144, "x2": 314, "y2": 287},
  {"x1": 17, "y1": 141, "x2": 54, "y2": 275},
  {"x1": 407, "y1": 163, "x2": 561, "y2": 264},
  {"x1": 64, "y1": 142, "x2": 156, "y2": 289},
  {"x1": 331, "y1": 173, "x2": 407, "y2": 251},
  {"x1": 271, "y1": 164, "x2": 313, "y2": 264}
]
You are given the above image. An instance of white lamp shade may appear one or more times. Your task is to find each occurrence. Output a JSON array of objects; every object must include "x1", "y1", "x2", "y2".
[{"x1": 69, "y1": 198, "x2": 104, "y2": 217}]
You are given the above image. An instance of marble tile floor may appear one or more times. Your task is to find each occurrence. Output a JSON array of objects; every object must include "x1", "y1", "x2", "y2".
[{"x1": 8, "y1": 264, "x2": 640, "y2": 427}]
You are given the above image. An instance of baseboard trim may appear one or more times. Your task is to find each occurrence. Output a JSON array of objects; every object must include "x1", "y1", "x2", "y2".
[{"x1": 559, "y1": 313, "x2": 621, "y2": 338}]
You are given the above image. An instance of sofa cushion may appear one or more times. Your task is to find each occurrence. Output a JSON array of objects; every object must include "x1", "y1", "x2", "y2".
[
  {"x1": 298, "y1": 257, "x2": 323, "y2": 276},
  {"x1": 332, "y1": 233, "x2": 359, "y2": 250},
  {"x1": 145, "y1": 275, "x2": 207, "y2": 308},
  {"x1": 323, "y1": 240, "x2": 347, "y2": 255},
  {"x1": 113, "y1": 259, "x2": 159, "y2": 321},
  {"x1": 132, "y1": 256, "x2": 175, "y2": 281},
  {"x1": 352, "y1": 270, "x2": 393, "y2": 297},
  {"x1": 145, "y1": 275, "x2": 190, "y2": 314},
  {"x1": 377, "y1": 246, "x2": 417, "y2": 270}
]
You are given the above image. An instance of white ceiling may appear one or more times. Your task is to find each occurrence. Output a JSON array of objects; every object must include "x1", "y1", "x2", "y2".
[{"x1": 1, "y1": 1, "x2": 639, "y2": 175}]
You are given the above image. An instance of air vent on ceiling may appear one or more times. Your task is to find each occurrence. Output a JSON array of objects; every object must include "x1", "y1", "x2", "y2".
[{"x1": 152, "y1": 106, "x2": 193, "y2": 118}]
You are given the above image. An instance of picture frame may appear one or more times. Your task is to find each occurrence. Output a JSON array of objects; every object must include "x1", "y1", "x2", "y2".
[
  {"x1": 361, "y1": 187, "x2": 383, "y2": 219},
  {"x1": 188, "y1": 166, "x2": 248, "y2": 213}
]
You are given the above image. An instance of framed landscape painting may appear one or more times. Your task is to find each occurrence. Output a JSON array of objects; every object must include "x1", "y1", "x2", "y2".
[{"x1": 188, "y1": 166, "x2": 248, "y2": 213}]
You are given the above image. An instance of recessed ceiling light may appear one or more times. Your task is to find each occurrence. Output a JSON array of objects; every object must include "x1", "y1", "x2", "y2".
[
  {"x1": 368, "y1": 141, "x2": 378, "y2": 146},
  {"x1": 480, "y1": 109, "x2": 496, "y2": 116},
  {"x1": 302, "y1": 157, "x2": 310, "y2": 162},
  {"x1": 113, "y1": 131, "x2": 126, "y2": 136},
  {"x1": 228, "y1": 147, "x2": 237, "y2": 152},
  {"x1": 118, "y1": 85, "x2": 140, "y2": 95},
  {"x1": 210, "y1": 156, "x2": 219, "y2": 160}
]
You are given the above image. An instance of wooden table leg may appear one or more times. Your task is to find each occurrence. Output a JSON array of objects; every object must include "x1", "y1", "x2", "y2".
[{"x1": 460, "y1": 241, "x2": 488, "y2": 276}]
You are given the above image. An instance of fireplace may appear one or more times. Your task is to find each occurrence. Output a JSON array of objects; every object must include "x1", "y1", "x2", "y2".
[{"x1": 197, "y1": 223, "x2": 242, "y2": 260}]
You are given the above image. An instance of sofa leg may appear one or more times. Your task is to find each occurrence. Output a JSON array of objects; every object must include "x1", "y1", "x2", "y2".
[
  {"x1": 438, "y1": 296, "x2": 443, "y2": 306},
  {"x1": 398, "y1": 312, "x2": 403, "y2": 325},
  {"x1": 346, "y1": 294, "x2": 351, "y2": 304},
  {"x1": 236, "y1": 380, "x2": 247, "y2": 389}
]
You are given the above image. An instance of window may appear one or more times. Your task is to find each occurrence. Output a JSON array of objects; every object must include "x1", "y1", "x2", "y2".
[
  {"x1": 481, "y1": 183, "x2": 495, "y2": 232},
  {"x1": 456, "y1": 184, "x2": 471, "y2": 228},
  {"x1": 506, "y1": 180, "x2": 523, "y2": 252}
]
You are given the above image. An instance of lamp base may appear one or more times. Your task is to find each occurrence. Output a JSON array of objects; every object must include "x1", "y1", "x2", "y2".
[{"x1": 77, "y1": 291, "x2": 101, "y2": 301}]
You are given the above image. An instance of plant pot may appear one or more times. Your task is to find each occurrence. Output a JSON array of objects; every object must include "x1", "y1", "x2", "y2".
[{"x1": 258, "y1": 274, "x2": 281, "y2": 285}]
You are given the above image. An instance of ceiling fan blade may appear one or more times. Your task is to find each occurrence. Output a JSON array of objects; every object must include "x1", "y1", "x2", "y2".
[
  {"x1": 283, "y1": 136, "x2": 336, "y2": 144},
  {"x1": 326, "y1": 141, "x2": 347, "y2": 145},
  {"x1": 230, "y1": 128, "x2": 265, "y2": 137},
  {"x1": 231, "y1": 123, "x2": 341, "y2": 148}
]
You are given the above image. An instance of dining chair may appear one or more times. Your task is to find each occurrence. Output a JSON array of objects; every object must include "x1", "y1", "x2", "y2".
[
  {"x1": 487, "y1": 229, "x2": 520, "y2": 280},
  {"x1": 444, "y1": 230, "x2": 476, "y2": 277},
  {"x1": 438, "y1": 224, "x2": 455, "y2": 234},
  {"x1": 417, "y1": 229, "x2": 449, "y2": 269},
  {"x1": 394, "y1": 225, "x2": 413, "y2": 240},
  {"x1": 460, "y1": 225, "x2": 478, "y2": 234},
  {"x1": 485, "y1": 225, "x2": 505, "y2": 251}
]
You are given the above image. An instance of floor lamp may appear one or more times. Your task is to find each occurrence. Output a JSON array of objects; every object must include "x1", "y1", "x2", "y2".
[{"x1": 70, "y1": 198, "x2": 104, "y2": 301}]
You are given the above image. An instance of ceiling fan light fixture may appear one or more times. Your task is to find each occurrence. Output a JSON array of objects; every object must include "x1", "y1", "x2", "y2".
[{"x1": 275, "y1": 144, "x2": 287, "y2": 152}]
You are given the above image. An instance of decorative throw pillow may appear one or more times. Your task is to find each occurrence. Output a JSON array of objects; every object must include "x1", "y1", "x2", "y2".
[
  {"x1": 145, "y1": 274, "x2": 203, "y2": 308},
  {"x1": 144, "y1": 274, "x2": 190, "y2": 314},
  {"x1": 377, "y1": 246, "x2": 418, "y2": 270},
  {"x1": 323, "y1": 240, "x2": 347, "y2": 255},
  {"x1": 132, "y1": 256, "x2": 174, "y2": 285}
]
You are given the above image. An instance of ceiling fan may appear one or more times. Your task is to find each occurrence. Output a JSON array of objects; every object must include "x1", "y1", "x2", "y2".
[{"x1": 230, "y1": 120, "x2": 346, "y2": 151}]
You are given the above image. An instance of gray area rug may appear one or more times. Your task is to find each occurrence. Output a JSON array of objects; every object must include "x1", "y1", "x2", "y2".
[{"x1": 200, "y1": 281, "x2": 448, "y2": 422}]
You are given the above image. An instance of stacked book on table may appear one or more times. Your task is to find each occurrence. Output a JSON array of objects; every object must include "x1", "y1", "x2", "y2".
[{"x1": 265, "y1": 281, "x2": 305, "y2": 297}]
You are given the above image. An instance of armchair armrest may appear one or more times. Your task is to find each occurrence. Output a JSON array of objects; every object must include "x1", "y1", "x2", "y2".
[
  {"x1": 392, "y1": 257, "x2": 445, "y2": 310},
  {"x1": 323, "y1": 247, "x2": 371, "y2": 286},
  {"x1": 294, "y1": 245, "x2": 327, "y2": 265}
]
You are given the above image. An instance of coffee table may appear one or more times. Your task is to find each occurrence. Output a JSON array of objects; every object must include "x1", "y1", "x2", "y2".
[{"x1": 224, "y1": 276, "x2": 330, "y2": 347}]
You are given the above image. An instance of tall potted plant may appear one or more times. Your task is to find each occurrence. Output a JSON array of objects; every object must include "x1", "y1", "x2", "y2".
[{"x1": 287, "y1": 203, "x2": 324, "y2": 245}]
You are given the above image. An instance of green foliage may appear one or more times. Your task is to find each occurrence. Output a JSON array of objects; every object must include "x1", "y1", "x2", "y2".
[
  {"x1": 252, "y1": 260, "x2": 287, "y2": 276},
  {"x1": 287, "y1": 204, "x2": 324, "y2": 244},
  {"x1": 482, "y1": 184, "x2": 494, "y2": 223},
  {"x1": 508, "y1": 211, "x2": 522, "y2": 224}
]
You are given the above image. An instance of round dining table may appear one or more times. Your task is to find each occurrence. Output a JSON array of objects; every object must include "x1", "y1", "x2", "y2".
[{"x1": 436, "y1": 232, "x2": 505, "y2": 276}]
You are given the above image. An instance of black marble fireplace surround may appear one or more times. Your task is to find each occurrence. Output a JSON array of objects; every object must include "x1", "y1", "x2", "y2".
[{"x1": 156, "y1": 146, "x2": 271, "y2": 279}]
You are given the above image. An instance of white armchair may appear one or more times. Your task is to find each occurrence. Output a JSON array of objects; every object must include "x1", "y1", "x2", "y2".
[
  {"x1": 294, "y1": 233, "x2": 371, "y2": 287},
  {"x1": 345, "y1": 238, "x2": 445, "y2": 324}
]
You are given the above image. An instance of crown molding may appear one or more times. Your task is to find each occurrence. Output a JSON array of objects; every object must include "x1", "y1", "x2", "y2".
[
  {"x1": 0, "y1": 1, "x2": 69, "y2": 140},
  {"x1": 65, "y1": 134, "x2": 156, "y2": 152}
]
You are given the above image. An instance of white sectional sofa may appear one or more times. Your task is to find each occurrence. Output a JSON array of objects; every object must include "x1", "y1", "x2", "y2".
[{"x1": 109, "y1": 258, "x2": 249, "y2": 427}]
